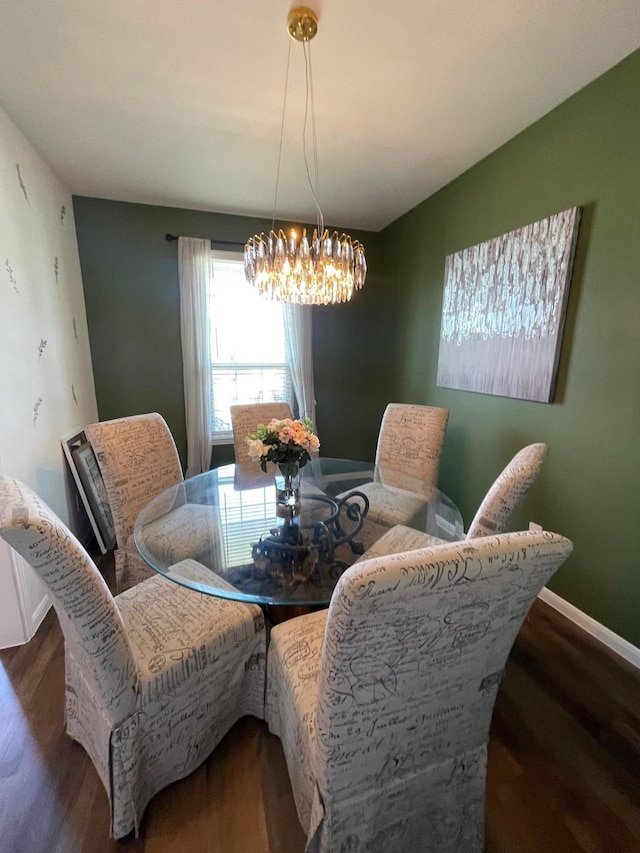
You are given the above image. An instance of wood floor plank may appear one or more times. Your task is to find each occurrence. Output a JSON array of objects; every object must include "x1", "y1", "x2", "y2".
[
  {"x1": 260, "y1": 729, "x2": 306, "y2": 853},
  {"x1": 205, "y1": 719, "x2": 272, "y2": 853},
  {"x1": 143, "y1": 765, "x2": 210, "y2": 853}
]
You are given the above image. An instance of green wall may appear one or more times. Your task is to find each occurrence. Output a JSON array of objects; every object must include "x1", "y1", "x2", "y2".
[
  {"x1": 73, "y1": 199, "x2": 389, "y2": 467},
  {"x1": 380, "y1": 49, "x2": 640, "y2": 645}
]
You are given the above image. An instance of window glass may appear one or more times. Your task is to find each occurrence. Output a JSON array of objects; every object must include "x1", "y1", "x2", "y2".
[{"x1": 209, "y1": 253, "x2": 293, "y2": 440}]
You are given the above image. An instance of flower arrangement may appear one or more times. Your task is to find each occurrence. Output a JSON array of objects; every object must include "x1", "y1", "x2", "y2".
[{"x1": 247, "y1": 417, "x2": 320, "y2": 475}]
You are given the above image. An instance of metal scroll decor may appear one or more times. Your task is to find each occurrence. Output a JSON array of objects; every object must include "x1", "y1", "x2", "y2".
[
  {"x1": 436, "y1": 206, "x2": 581, "y2": 403},
  {"x1": 251, "y1": 490, "x2": 369, "y2": 587}
]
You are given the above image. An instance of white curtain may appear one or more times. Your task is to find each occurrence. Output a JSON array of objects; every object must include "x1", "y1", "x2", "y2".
[
  {"x1": 283, "y1": 304, "x2": 317, "y2": 429},
  {"x1": 178, "y1": 237, "x2": 212, "y2": 477}
]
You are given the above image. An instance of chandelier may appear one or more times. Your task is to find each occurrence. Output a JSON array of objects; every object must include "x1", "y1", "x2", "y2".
[{"x1": 244, "y1": 6, "x2": 367, "y2": 305}]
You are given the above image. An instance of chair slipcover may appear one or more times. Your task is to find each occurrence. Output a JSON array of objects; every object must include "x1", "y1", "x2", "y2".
[
  {"x1": 85, "y1": 412, "x2": 215, "y2": 592},
  {"x1": 466, "y1": 442, "x2": 548, "y2": 538},
  {"x1": 229, "y1": 402, "x2": 293, "y2": 465},
  {"x1": 0, "y1": 475, "x2": 266, "y2": 839},
  {"x1": 374, "y1": 403, "x2": 449, "y2": 483},
  {"x1": 356, "y1": 522, "x2": 445, "y2": 561},
  {"x1": 266, "y1": 530, "x2": 572, "y2": 852},
  {"x1": 359, "y1": 442, "x2": 550, "y2": 561},
  {"x1": 338, "y1": 403, "x2": 449, "y2": 549}
]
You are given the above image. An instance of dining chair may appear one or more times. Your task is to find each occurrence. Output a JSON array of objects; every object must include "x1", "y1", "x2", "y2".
[
  {"x1": 338, "y1": 403, "x2": 450, "y2": 549},
  {"x1": 230, "y1": 401, "x2": 293, "y2": 465},
  {"x1": 0, "y1": 475, "x2": 266, "y2": 840},
  {"x1": 465, "y1": 442, "x2": 549, "y2": 537},
  {"x1": 375, "y1": 402, "x2": 449, "y2": 482},
  {"x1": 266, "y1": 529, "x2": 572, "y2": 852},
  {"x1": 360, "y1": 442, "x2": 549, "y2": 561},
  {"x1": 85, "y1": 412, "x2": 215, "y2": 592}
]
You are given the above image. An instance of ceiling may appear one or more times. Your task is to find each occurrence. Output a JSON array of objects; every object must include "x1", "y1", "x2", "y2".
[{"x1": 1, "y1": 1, "x2": 639, "y2": 232}]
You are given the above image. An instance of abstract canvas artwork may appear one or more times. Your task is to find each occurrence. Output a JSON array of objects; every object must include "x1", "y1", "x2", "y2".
[{"x1": 437, "y1": 206, "x2": 581, "y2": 402}]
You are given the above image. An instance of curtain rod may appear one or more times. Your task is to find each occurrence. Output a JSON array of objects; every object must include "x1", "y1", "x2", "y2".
[{"x1": 165, "y1": 233, "x2": 246, "y2": 248}]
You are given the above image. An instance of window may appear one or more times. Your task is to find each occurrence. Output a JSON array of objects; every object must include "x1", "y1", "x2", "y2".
[{"x1": 208, "y1": 251, "x2": 294, "y2": 442}]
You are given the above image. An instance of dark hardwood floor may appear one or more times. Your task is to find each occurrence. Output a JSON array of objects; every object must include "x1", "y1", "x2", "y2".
[{"x1": 1, "y1": 552, "x2": 639, "y2": 852}]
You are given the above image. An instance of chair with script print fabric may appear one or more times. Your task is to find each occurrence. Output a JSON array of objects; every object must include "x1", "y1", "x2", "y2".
[
  {"x1": 0, "y1": 475, "x2": 266, "y2": 840},
  {"x1": 230, "y1": 402, "x2": 293, "y2": 465},
  {"x1": 86, "y1": 412, "x2": 216, "y2": 593},
  {"x1": 266, "y1": 529, "x2": 572, "y2": 852},
  {"x1": 359, "y1": 442, "x2": 549, "y2": 561},
  {"x1": 338, "y1": 403, "x2": 449, "y2": 549},
  {"x1": 375, "y1": 402, "x2": 449, "y2": 482},
  {"x1": 465, "y1": 442, "x2": 548, "y2": 537}
]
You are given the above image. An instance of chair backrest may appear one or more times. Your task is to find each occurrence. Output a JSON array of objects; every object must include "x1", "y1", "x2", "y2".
[
  {"x1": 315, "y1": 529, "x2": 572, "y2": 849},
  {"x1": 0, "y1": 475, "x2": 136, "y2": 723},
  {"x1": 375, "y1": 403, "x2": 449, "y2": 486},
  {"x1": 466, "y1": 443, "x2": 548, "y2": 539},
  {"x1": 230, "y1": 402, "x2": 293, "y2": 465},
  {"x1": 85, "y1": 413, "x2": 183, "y2": 549}
]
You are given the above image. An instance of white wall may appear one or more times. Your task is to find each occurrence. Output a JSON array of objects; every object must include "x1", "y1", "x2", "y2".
[{"x1": 0, "y1": 104, "x2": 99, "y2": 647}]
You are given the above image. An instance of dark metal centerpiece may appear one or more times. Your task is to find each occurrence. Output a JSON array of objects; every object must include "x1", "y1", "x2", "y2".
[{"x1": 250, "y1": 490, "x2": 370, "y2": 587}]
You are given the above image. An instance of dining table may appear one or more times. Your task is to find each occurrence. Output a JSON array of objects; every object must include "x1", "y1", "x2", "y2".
[{"x1": 134, "y1": 457, "x2": 464, "y2": 607}]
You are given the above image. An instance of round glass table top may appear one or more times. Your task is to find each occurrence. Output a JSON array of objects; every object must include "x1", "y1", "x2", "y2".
[{"x1": 134, "y1": 458, "x2": 464, "y2": 606}]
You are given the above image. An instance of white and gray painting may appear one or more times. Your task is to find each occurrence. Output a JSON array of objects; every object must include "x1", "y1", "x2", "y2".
[{"x1": 437, "y1": 207, "x2": 580, "y2": 403}]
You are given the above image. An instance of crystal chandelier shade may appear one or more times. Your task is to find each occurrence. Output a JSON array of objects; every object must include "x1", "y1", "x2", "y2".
[
  {"x1": 244, "y1": 7, "x2": 366, "y2": 305},
  {"x1": 244, "y1": 227, "x2": 366, "y2": 305}
]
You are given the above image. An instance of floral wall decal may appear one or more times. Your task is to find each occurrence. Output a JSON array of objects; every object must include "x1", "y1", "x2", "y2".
[
  {"x1": 5, "y1": 259, "x2": 18, "y2": 293},
  {"x1": 1, "y1": 100, "x2": 100, "y2": 644},
  {"x1": 16, "y1": 163, "x2": 29, "y2": 203},
  {"x1": 33, "y1": 396, "x2": 43, "y2": 426}
]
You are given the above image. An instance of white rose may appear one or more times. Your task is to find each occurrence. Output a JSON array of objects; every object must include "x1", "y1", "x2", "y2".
[{"x1": 247, "y1": 438, "x2": 266, "y2": 461}]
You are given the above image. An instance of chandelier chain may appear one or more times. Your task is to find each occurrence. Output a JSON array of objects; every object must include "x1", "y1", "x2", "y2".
[
  {"x1": 302, "y1": 40, "x2": 324, "y2": 237},
  {"x1": 271, "y1": 39, "x2": 292, "y2": 233}
]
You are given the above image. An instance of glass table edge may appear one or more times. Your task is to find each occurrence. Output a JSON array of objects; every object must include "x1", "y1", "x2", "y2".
[{"x1": 143, "y1": 560, "x2": 335, "y2": 607}]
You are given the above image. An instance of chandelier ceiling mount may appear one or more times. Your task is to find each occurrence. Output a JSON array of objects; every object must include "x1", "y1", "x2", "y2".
[{"x1": 287, "y1": 6, "x2": 318, "y2": 43}]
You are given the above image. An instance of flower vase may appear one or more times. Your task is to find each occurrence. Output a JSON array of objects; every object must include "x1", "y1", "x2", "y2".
[{"x1": 276, "y1": 462, "x2": 300, "y2": 517}]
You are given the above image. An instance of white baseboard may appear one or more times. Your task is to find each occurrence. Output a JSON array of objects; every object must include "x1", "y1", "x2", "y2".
[
  {"x1": 30, "y1": 592, "x2": 51, "y2": 636},
  {"x1": 0, "y1": 545, "x2": 51, "y2": 649},
  {"x1": 538, "y1": 587, "x2": 640, "y2": 670}
]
